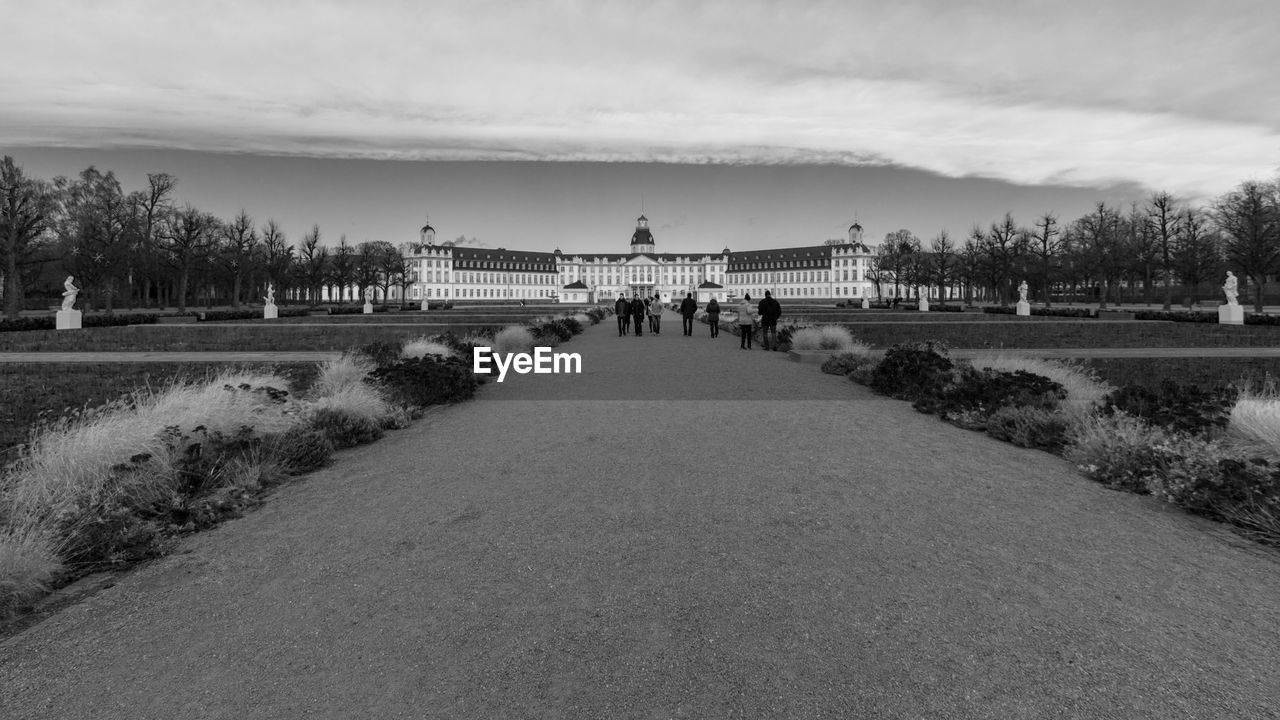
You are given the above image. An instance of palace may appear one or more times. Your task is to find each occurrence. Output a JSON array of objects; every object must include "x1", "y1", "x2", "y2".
[{"x1": 393, "y1": 215, "x2": 879, "y2": 305}]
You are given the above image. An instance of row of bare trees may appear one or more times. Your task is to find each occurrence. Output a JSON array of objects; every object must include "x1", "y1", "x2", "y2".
[
  {"x1": 0, "y1": 158, "x2": 414, "y2": 318},
  {"x1": 868, "y1": 179, "x2": 1280, "y2": 312}
]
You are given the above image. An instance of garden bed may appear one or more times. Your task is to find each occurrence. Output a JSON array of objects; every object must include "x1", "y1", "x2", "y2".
[{"x1": 831, "y1": 320, "x2": 1280, "y2": 349}]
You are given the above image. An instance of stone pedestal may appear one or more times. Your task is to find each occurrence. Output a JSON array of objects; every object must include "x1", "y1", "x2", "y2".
[
  {"x1": 860, "y1": 298, "x2": 869, "y2": 309},
  {"x1": 918, "y1": 297, "x2": 929, "y2": 312},
  {"x1": 1219, "y1": 304, "x2": 1244, "y2": 325},
  {"x1": 263, "y1": 304, "x2": 278, "y2": 319},
  {"x1": 1016, "y1": 301, "x2": 1031, "y2": 316},
  {"x1": 420, "y1": 299, "x2": 429, "y2": 311},
  {"x1": 56, "y1": 309, "x2": 82, "y2": 330},
  {"x1": 363, "y1": 302, "x2": 373, "y2": 315}
]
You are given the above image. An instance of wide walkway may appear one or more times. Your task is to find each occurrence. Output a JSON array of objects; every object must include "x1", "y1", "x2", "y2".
[{"x1": 3, "y1": 312, "x2": 1280, "y2": 719}]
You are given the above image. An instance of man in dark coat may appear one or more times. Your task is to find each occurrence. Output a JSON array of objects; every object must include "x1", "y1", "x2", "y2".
[
  {"x1": 758, "y1": 290, "x2": 782, "y2": 350},
  {"x1": 615, "y1": 294, "x2": 630, "y2": 336},
  {"x1": 679, "y1": 292, "x2": 698, "y2": 336},
  {"x1": 629, "y1": 293, "x2": 646, "y2": 336}
]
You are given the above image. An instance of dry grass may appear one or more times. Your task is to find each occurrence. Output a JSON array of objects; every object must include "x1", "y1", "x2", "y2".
[
  {"x1": 312, "y1": 354, "x2": 376, "y2": 397},
  {"x1": 790, "y1": 325, "x2": 866, "y2": 355},
  {"x1": 0, "y1": 526, "x2": 59, "y2": 617},
  {"x1": 0, "y1": 370, "x2": 299, "y2": 615},
  {"x1": 307, "y1": 354, "x2": 394, "y2": 428},
  {"x1": 969, "y1": 354, "x2": 1113, "y2": 418},
  {"x1": 493, "y1": 325, "x2": 535, "y2": 354},
  {"x1": 400, "y1": 336, "x2": 455, "y2": 360},
  {"x1": 1228, "y1": 386, "x2": 1280, "y2": 461}
]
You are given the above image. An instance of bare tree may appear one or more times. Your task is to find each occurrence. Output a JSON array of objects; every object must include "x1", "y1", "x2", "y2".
[
  {"x1": 1026, "y1": 212, "x2": 1061, "y2": 307},
  {"x1": 355, "y1": 241, "x2": 386, "y2": 301},
  {"x1": 982, "y1": 213, "x2": 1026, "y2": 305},
  {"x1": 958, "y1": 234, "x2": 982, "y2": 305},
  {"x1": 159, "y1": 203, "x2": 220, "y2": 314},
  {"x1": 217, "y1": 210, "x2": 259, "y2": 308},
  {"x1": 928, "y1": 230, "x2": 957, "y2": 307},
  {"x1": 329, "y1": 235, "x2": 355, "y2": 302},
  {"x1": 260, "y1": 219, "x2": 293, "y2": 300},
  {"x1": 1145, "y1": 191, "x2": 1182, "y2": 310},
  {"x1": 1215, "y1": 179, "x2": 1280, "y2": 312},
  {"x1": 126, "y1": 172, "x2": 177, "y2": 309},
  {"x1": 1, "y1": 156, "x2": 58, "y2": 318},
  {"x1": 297, "y1": 225, "x2": 328, "y2": 305},
  {"x1": 1071, "y1": 202, "x2": 1126, "y2": 309},
  {"x1": 53, "y1": 167, "x2": 132, "y2": 312},
  {"x1": 1173, "y1": 208, "x2": 1222, "y2": 301}
]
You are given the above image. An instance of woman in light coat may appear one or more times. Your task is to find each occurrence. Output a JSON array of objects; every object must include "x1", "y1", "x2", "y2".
[{"x1": 736, "y1": 294, "x2": 756, "y2": 349}]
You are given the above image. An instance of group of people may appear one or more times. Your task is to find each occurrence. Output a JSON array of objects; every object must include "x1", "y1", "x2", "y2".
[
  {"x1": 614, "y1": 293, "x2": 665, "y2": 336},
  {"x1": 613, "y1": 290, "x2": 783, "y2": 350}
]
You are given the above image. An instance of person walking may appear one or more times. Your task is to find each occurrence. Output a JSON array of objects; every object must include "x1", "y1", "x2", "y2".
[
  {"x1": 706, "y1": 297, "x2": 721, "y2": 337},
  {"x1": 736, "y1": 294, "x2": 756, "y2": 349},
  {"x1": 648, "y1": 294, "x2": 663, "y2": 335},
  {"x1": 758, "y1": 290, "x2": 782, "y2": 350},
  {"x1": 679, "y1": 292, "x2": 698, "y2": 336},
  {"x1": 629, "y1": 293, "x2": 646, "y2": 336},
  {"x1": 615, "y1": 294, "x2": 630, "y2": 336}
]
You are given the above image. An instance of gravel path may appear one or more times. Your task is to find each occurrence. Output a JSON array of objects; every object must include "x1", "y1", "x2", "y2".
[{"x1": 3, "y1": 311, "x2": 1279, "y2": 719}]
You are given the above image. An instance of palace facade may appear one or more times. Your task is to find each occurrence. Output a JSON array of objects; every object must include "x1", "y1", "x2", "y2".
[{"x1": 389, "y1": 215, "x2": 880, "y2": 305}]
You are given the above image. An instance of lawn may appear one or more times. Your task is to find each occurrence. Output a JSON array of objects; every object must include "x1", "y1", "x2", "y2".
[{"x1": 0, "y1": 324, "x2": 503, "y2": 352}]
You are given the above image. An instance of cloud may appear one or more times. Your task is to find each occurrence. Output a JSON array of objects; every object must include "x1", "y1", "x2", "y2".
[{"x1": 3, "y1": 0, "x2": 1278, "y2": 200}]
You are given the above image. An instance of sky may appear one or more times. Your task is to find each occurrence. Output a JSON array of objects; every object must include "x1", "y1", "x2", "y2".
[{"x1": 4, "y1": 0, "x2": 1278, "y2": 255}]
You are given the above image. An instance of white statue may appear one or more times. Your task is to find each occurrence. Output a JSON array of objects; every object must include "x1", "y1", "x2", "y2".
[
  {"x1": 1018, "y1": 280, "x2": 1029, "y2": 303},
  {"x1": 364, "y1": 287, "x2": 373, "y2": 303},
  {"x1": 1223, "y1": 271, "x2": 1239, "y2": 306},
  {"x1": 61, "y1": 276, "x2": 79, "y2": 311},
  {"x1": 264, "y1": 283, "x2": 276, "y2": 307}
]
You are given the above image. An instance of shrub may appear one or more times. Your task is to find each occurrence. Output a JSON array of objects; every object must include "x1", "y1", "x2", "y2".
[
  {"x1": 969, "y1": 354, "x2": 1112, "y2": 418},
  {"x1": 984, "y1": 405, "x2": 1070, "y2": 453},
  {"x1": 493, "y1": 325, "x2": 535, "y2": 354},
  {"x1": 790, "y1": 325, "x2": 866, "y2": 355},
  {"x1": 1103, "y1": 380, "x2": 1237, "y2": 436},
  {"x1": 536, "y1": 320, "x2": 573, "y2": 342},
  {"x1": 821, "y1": 351, "x2": 878, "y2": 377},
  {"x1": 197, "y1": 308, "x2": 309, "y2": 322},
  {"x1": 371, "y1": 357, "x2": 479, "y2": 408},
  {"x1": 307, "y1": 406, "x2": 383, "y2": 448},
  {"x1": 1142, "y1": 436, "x2": 1274, "y2": 514},
  {"x1": 558, "y1": 316, "x2": 584, "y2": 335},
  {"x1": 868, "y1": 341, "x2": 954, "y2": 401},
  {"x1": 916, "y1": 366, "x2": 1065, "y2": 419},
  {"x1": 1064, "y1": 412, "x2": 1171, "y2": 494},
  {"x1": 354, "y1": 341, "x2": 404, "y2": 367},
  {"x1": 261, "y1": 427, "x2": 335, "y2": 475},
  {"x1": 983, "y1": 306, "x2": 1094, "y2": 318}
]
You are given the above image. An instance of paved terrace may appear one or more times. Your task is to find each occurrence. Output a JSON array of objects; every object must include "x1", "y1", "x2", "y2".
[{"x1": 3, "y1": 311, "x2": 1280, "y2": 719}]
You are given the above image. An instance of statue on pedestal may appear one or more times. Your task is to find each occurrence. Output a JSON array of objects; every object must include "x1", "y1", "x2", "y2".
[
  {"x1": 1223, "y1": 271, "x2": 1239, "y2": 306},
  {"x1": 61, "y1": 276, "x2": 79, "y2": 311}
]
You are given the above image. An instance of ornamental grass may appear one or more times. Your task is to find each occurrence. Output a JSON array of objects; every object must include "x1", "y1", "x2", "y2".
[{"x1": 790, "y1": 325, "x2": 867, "y2": 355}]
